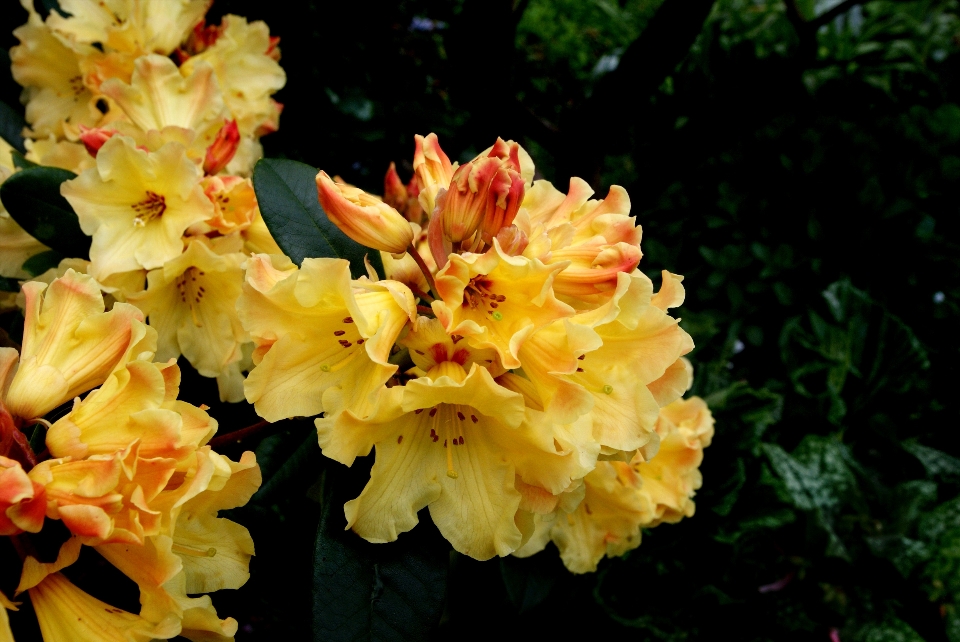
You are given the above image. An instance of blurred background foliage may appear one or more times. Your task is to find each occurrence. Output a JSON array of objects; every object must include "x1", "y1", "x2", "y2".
[{"x1": 3, "y1": 0, "x2": 960, "y2": 640}]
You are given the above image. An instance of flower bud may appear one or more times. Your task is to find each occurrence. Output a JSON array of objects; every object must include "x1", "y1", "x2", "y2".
[
  {"x1": 495, "y1": 225, "x2": 528, "y2": 256},
  {"x1": 203, "y1": 120, "x2": 241, "y2": 175},
  {"x1": 413, "y1": 133, "x2": 453, "y2": 215},
  {"x1": 384, "y1": 162, "x2": 408, "y2": 212},
  {"x1": 78, "y1": 126, "x2": 117, "y2": 157},
  {"x1": 316, "y1": 171, "x2": 414, "y2": 254},
  {"x1": 435, "y1": 138, "x2": 524, "y2": 244}
]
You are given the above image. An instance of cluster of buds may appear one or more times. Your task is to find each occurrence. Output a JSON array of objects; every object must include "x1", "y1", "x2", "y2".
[
  {"x1": 0, "y1": 270, "x2": 259, "y2": 641},
  {"x1": 3, "y1": 0, "x2": 288, "y2": 401},
  {"x1": 237, "y1": 134, "x2": 712, "y2": 571}
]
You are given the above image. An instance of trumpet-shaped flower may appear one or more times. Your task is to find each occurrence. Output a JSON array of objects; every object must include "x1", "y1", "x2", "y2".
[
  {"x1": 179, "y1": 15, "x2": 286, "y2": 137},
  {"x1": 637, "y1": 396, "x2": 714, "y2": 526},
  {"x1": 62, "y1": 135, "x2": 214, "y2": 280},
  {"x1": 28, "y1": 571, "x2": 180, "y2": 642},
  {"x1": 100, "y1": 54, "x2": 225, "y2": 134},
  {"x1": 5, "y1": 270, "x2": 157, "y2": 420},
  {"x1": 238, "y1": 255, "x2": 416, "y2": 422},
  {"x1": 45, "y1": 360, "x2": 216, "y2": 464},
  {"x1": 46, "y1": 0, "x2": 211, "y2": 58},
  {"x1": 316, "y1": 171, "x2": 414, "y2": 254},
  {"x1": 128, "y1": 238, "x2": 248, "y2": 402},
  {"x1": 549, "y1": 460, "x2": 652, "y2": 574},
  {"x1": 320, "y1": 360, "x2": 576, "y2": 560},
  {"x1": 432, "y1": 241, "x2": 574, "y2": 369},
  {"x1": 10, "y1": 2, "x2": 101, "y2": 138}
]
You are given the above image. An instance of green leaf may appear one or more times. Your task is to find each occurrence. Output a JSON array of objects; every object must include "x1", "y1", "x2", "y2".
[
  {"x1": 22, "y1": 250, "x2": 65, "y2": 277},
  {"x1": 0, "y1": 99, "x2": 26, "y2": 153},
  {"x1": 0, "y1": 167, "x2": 90, "y2": 260},
  {"x1": 11, "y1": 150, "x2": 38, "y2": 170},
  {"x1": 252, "y1": 158, "x2": 383, "y2": 279},
  {"x1": 312, "y1": 466, "x2": 448, "y2": 642},
  {"x1": 903, "y1": 441, "x2": 960, "y2": 479}
]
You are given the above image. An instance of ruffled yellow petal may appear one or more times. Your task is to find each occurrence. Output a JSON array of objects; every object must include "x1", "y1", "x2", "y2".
[
  {"x1": 433, "y1": 241, "x2": 573, "y2": 369},
  {"x1": 30, "y1": 572, "x2": 180, "y2": 642},
  {"x1": 239, "y1": 255, "x2": 414, "y2": 421},
  {"x1": 550, "y1": 461, "x2": 652, "y2": 574},
  {"x1": 129, "y1": 239, "x2": 247, "y2": 384},
  {"x1": 62, "y1": 136, "x2": 213, "y2": 279},
  {"x1": 101, "y1": 55, "x2": 224, "y2": 133},
  {"x1": 6, "y1": 270, "x2": 157, "y2": 420},
  {"x1": 180, "y1": 14, "x2": 285, "y2": 137}
]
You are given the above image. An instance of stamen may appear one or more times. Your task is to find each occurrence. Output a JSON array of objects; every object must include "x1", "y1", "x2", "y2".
[
  {"x1": 446, "y1": 438, "x2": 457, "y2": 479},
  {"x1": 172, "y1": 543, "x2": 217, "y2": 557}
]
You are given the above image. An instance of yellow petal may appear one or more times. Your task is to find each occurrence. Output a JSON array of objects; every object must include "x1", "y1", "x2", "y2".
[{"x1": 30, "y1": 572, "x2": 180, "y2": 642}]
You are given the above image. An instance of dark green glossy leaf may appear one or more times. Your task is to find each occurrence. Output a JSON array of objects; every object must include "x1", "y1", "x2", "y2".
[
  {"x1": 0, "y1": 99, "x2": 25, "y2": 153},
  {"x1": 11, "y1": 150, "x2": 38, "y2": 170},
  {"x1": 252, "y1": 158, "x2": 383, "y2": 279},
  {"x1": 312, "y1": 466, "x2": 448, "y2": 642},
  {"x1": 21, "y1": 249, "x2": 64, "y2": 277},
  {"x1": 0, "y1": 166, "x2": 90, "y2": 259}
]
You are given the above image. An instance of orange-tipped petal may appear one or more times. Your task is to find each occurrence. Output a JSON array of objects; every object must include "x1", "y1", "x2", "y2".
[
  {"x1": 315, "y1": 171, "x2": 413, "y2": 254},
  {"x1": 203, "y1": 120, "x2": 240, "y2": 175}
]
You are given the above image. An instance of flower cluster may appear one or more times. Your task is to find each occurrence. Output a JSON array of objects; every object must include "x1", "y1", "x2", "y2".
[
  {"x1": 0, "y1": 269, "x2": 259, "y2": 641},
  {"x1": 239, "y1": 134, "x2": 712, "y2": 569},
  {"x1": 4, "y1": 0, "x2": 286, "y2": 401}
]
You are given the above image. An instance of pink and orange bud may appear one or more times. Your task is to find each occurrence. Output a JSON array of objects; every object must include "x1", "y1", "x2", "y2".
[
  {"x1": 384, "y1": 162, "x2": 408, "y2": 212},
  {"x1": 384, "y1": 162, "x2": 425, "y2": 224},
  {"x1": 413, "y1": 133, "x2": 454, "y2": 215},
  {"x1": 316, "y1": 171, "x2": 414, "y2": 254},
  {"x1": 267, "y1": 36, "x2": 282, "y2": 61},
  {"x1": 78, "y1": 126, "x2": 117, "y2": 158},
  {"x1": 0, "y1": 455, "x2": 46, "y2": 536},
  {"x1": 495, "y1": 225, "x2": 529, "y2": 256},
  {"x1": 203, "y1": 120, "x2": 241, "y2": 175},
  {"x1": 435, "y1": 138, "x2": 525, "y2": 244}
]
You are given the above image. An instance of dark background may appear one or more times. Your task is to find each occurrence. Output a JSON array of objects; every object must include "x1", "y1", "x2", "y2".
[{"x1": 3, "y1": 0, "x2": 960, "y2": 640}]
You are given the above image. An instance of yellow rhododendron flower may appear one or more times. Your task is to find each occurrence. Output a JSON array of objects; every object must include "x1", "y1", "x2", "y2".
[
  {"x1": 45, "y1": 360, "x2": 215, "y2": 464},
  {"x1": 238, "y1": 254, "x2": 416, "y2": 422},
  {"x1": 549, "y1": 460, "x2": 652, "y2": 574},
  {"x1": 638, "y1": 395, "x2": 715, "y2": 526},
  {"x1": 46, "y1": 0, "x2": 210, "y2": 58},
  {"x1": 10, "y1": 1, "x2": 102, "y2": 138},
  {"x1": 5, "y1": 270, "x2": 156, "y2": 420},
  {"x1": 128, "y1": 237, "x2": 248, "y2": 402},
  {"x1": 180, "y1": 14, "x2": 286, "y2": 138},
  {"x1": 28, "y1": 571, "x2": 180, "y2": 642},
  {"x1": 100, "y1": 54, "x2": 224, "y2": 135},
  {"x1": 432, "y1": 241, "x2": 574, "y2": 369},
  {"x1": 62, "y1": 135, "x2": 214, "y2": 280}
]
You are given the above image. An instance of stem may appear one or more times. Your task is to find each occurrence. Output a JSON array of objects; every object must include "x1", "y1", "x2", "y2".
[
  {"x1": 208, "y1": 419, "x2": 274, "y2": 449},
  {"x1": 408, "y1": 244, "x2": 439, "y2": 301},
  {"x1": 409, "y1": 285, "x2": 435, "y2": 303}
]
